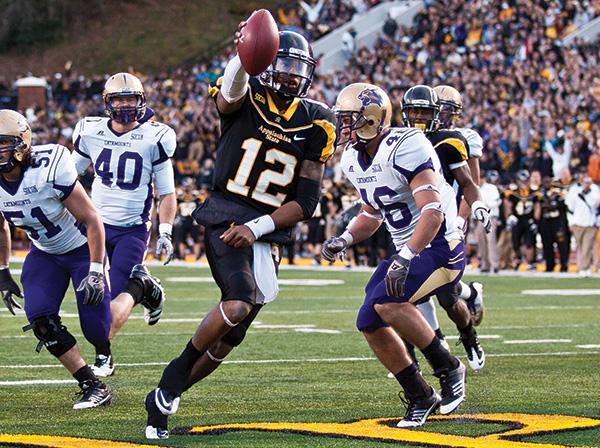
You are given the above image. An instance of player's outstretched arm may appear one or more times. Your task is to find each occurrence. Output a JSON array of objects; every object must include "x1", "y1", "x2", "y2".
[
  {"x1": 221, "y1": 159, "x2": 325, "y2": 248},
  {"x1": 453, "y1": 164, "x2": 491, "y2": 232},
  {"x1": 321, "y1": 204, "x2": 382, "y2": 262},
  {"x1": 216, "y1": 22, "x2": 250, "y2": 115}
]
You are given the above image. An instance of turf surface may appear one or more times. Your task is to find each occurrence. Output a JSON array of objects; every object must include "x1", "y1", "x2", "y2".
[{"x1": 1, "y1": 264, "x2": 599, "y2": 447}]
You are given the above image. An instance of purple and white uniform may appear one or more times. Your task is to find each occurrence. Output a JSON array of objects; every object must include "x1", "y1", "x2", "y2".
[
  {"x1": 72, "y1": 117, "x2": 176, "y2": 296},
  {"x1": 0, "y1": 145, "x2": 110, "y2": 346},
  {"x1": 455, "y1": 127, "x2": 483, "y2": 159},
  {"x1": 340, "y1": 128, "x2": 465, "y2": 332}
]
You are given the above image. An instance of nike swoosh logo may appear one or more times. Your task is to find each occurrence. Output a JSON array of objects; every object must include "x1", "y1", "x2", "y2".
[{"x1": 293, "y1": 135, "x2": 305, "y2": 141}]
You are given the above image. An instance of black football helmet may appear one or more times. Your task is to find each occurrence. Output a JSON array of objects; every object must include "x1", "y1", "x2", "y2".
[
  {"x1": 401, "y1": 85, "x2": 440, "y2": 132},
  {"x1": 260, "y1": 31, "x2": 316, "y2": 98}
]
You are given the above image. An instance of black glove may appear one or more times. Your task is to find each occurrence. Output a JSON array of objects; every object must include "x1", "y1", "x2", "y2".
[
  {"x1": 77, "y1": 272, "x2": 105, "y2": 306},
  {"x1": 0, "y1": 267, "x2": 23, "y2": 315},
  {"x1": 321, "y1": 236, "x2": 350, "y2": 262},
  {"x1": 385, "y1": 253, "x2": 411, "y2": 297}
]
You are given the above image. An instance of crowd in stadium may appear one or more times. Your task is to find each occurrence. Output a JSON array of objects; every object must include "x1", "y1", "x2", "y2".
[{"x1": 3, "y1": 0, "x2": 600, "y2": 273}]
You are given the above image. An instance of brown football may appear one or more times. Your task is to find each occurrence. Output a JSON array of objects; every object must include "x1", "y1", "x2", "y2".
[{"x1": 237, "y1": 9, "x2": 279, "y2": 76}]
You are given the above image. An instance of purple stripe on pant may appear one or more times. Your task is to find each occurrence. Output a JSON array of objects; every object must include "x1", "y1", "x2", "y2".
[
  {"x1": 104, "y1": 223, "x2": 150, "y2": 297},
  {"x1": 21, "y1": 244, "x2": 111, "y2": 347},
  {"x1": 356, "y1": 240, "x2": 466, "y2": 332}
]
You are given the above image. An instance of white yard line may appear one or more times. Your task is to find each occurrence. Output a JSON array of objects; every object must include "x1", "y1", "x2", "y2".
[
  {"x1": 1, "y1": 351, "x2": 599, "y2": 373},
  {"x1": 522, "y1": 289, "x2": 600, "y2": 295},
  {"x1": 503, "y1": 339, "x2": 572, "y2": 344}
]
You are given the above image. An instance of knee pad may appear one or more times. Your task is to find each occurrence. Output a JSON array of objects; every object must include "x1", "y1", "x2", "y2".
[
  {"x1": 22, "y1": 315, "x2": 76, "y2": 357},
  {"x1": 436, "y1": 285, "x2": 459, "y2": 310},
  {"x1": 221, "y1": 304, "x2": 262, "y2": 347}
]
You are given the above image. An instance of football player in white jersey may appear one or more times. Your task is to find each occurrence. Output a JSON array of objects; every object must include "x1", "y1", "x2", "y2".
[
  {"x1": 0, "y1": 109, "x2": 112, "y2": 409},
  {"x1": 72, "y1": 73, "x2": 175, "y2": 376},
  {"x1": 322, "y1": 83, "x2": 467, "y2": 428}
]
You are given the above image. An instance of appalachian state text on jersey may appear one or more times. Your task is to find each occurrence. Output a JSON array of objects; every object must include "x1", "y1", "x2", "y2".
[
  {"x1": 340, "y1": 128, "x2": 461, "y2": 250},
  {"x1": 71, "y1": 117, "x2": 176, "y2": 226},
  {"x1": 0, "y1": 145, "x2": 87, "y2": 254},
  {"x1": 208, "y1": 77, "x2": 336, "y2": 214}
]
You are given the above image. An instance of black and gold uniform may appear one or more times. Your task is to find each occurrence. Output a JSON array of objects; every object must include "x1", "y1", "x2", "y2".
[
  {"x1": 503, "y1": 184, "x2": 542, "y2": 253},
  {"x1": 426, "y1": 129, "x2": 470, "y2": 205},
  {"x1": 208, "y1": 77, "x2": 335, "y2": 216},
  {"x1": 539, "y1": 183, "x2": 570, "y2": 271}
]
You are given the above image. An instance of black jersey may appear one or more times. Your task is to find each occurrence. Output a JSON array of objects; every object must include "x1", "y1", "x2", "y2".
[
  {"x1": 208, "y1": 77, "x2": 336, "y2": 215},
  {"x1": 425, "y1": 129, "x2": 469, "y2": 186},
  {"x1": 503, "y1": 186, "x2": 542, "y2": 219}
]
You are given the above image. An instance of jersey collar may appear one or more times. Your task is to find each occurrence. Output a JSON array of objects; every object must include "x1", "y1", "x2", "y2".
[{"x1": 265, "y1": 90, "x2": 300, "y2": 121}]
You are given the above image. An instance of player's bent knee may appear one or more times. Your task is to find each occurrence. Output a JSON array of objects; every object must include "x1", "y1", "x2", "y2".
[
  {"x1": 220, "y1": 300, "x2": 252, "y2": 327},
  {"x1": 436, "y1": 288, "x2": 459, "y2": 309},
  {"x1": 23, "y1": 315, "x2": 77, "y2": 357}
]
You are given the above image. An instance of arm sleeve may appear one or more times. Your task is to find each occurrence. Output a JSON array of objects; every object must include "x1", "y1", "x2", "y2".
[
  {"x1": 51, "y1": 145, "x2": 79, "y2": 200},
  {"x1": 390, "y1": 130, "x2": 435, "y2": 184},
  {"x1": 305, "y1": 105, "x2": 336, "y2": 163},
  {"x1": 152, "y1": 126, "x2": 177, "y2": 165},
  {"x1": 71, "y1": 120, "x2": 92, "y2": 175},
  {"x1": 154, "y1": 161, "x2": 176, "y2": 196}
]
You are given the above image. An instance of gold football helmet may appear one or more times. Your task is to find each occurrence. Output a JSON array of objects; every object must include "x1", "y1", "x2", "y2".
[
  {"x1": 0, "y1": 109, "x2": 32, "y2": 172},
  {"x1": 103, "y1": 72, "x2": 146, "y2": 124},
  {"x1": 433, "y1": 85, "x2": 462, "y2": 128},
  {"x1": 334, "y1": 83, "x2": 392, "y2": 149}
]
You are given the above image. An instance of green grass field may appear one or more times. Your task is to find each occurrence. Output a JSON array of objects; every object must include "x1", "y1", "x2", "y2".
[{"x1": 1, "y1": 264, "x2": 600, "y2": 448}]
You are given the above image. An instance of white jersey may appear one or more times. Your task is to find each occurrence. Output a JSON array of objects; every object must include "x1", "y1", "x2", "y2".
[
  {"x1": 456, "y1": 127, "x2": 483, "y2": 158},
  {"x1": 0, "y1": 145, "x2": 87, "y2": 254},
  {"x1": 341, "y1": 128, "x2": 460, "y2": 250},
  {"x1": 72, "y1": 117, "x2": 176, "y2": 226}
]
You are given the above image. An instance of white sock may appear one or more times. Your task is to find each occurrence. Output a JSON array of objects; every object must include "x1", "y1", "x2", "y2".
[{"x1": 457, "y1": 280, "x2": 471, "y2": 300}]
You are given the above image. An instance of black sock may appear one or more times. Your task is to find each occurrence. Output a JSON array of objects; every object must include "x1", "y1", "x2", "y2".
[
  {"x1": 95, "y1": 340, "x2": 111, "y2": 357},
  {"x1": 73, "y1": 365, "x2": 97, "y2": 384},
  {"x1": 158, "y1": 340, "x2": 204, "y2": 396},
  {"x1": 394, "y1": 363, "x2": 433, "y2": 399},
  {"x1": 403, "y1": 338, "x2": 418, "y2": 364},
  {"x1": 458, "y1": 324, "x2": 475, "y2": 338},
  {"x1": 124, "y1": 277, "x2": 144, "y2": 304},
  {"x1": 422, "y1": 337, "x2": 459, "y2": 376},
  {"x1": 435, "y1": 327, "x2": 446, "y2": 341}
]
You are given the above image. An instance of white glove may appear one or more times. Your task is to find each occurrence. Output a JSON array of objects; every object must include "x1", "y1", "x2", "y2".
[
  {"x1": 506, "y1": 214, "x2": 518, "y2": 230},
  {"x1": 472, "y1": 200, "x2": 492, "y2": 233}
]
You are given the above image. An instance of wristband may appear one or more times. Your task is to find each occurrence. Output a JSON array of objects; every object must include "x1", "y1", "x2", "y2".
[
  {"x1": 0, "y1": 265, "x2": 8, "y2": 270},
  {"x1": 340, "y1": 230, "x2": 354, "y2": 246},
  {"x1": 159, "y1": 223, "x2": 173, "y2": 235},
  {"x1": 399, "y1": 245, "x2": 416, "y2": 260},
  {"x1": 245, "y1": 215, "x2": 275, "y2": 239},
  {"x1": 89, "y1": 262, "x2": 103, "y2": 274}
]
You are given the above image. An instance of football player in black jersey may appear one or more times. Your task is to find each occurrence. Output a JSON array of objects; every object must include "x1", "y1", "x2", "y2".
[
  {"x1": 143, "y1": 24, "x2": 336, "y2": 440},
  {"x1": 400, "y1": 85, "x2": 489, "y2": 372}
]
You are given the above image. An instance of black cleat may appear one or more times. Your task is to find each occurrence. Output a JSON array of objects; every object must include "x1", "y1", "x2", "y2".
[
  {"x1": 130, "y1": 264, "x2": 165, "y2": 325},
  {"x1": 73, "y1": 380, "x2": 112, "y2": 409},
  {"x1": 144, "y1": 388, "x2": 180, "y2": 439},
  {"x1": 396, "y1": 390, "x2": 441, "y2": 428},
  {"x1": 438, "y1": 361, "x2": 466, "y2": 415}
]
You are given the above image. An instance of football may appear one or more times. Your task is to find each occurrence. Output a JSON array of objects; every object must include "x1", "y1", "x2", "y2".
[{"x1": 237, "y1": 9, "x2": 279, "y2": 76}]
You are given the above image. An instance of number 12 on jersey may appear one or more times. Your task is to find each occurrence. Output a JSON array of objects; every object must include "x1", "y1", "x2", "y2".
[{"x1": 227, "y1": 138, "x2": 297, "y2": 208}]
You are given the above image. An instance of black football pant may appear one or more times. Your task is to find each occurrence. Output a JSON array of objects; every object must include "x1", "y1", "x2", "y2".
[{"x1": 540, "y1": 217, "x2": 570, "y2": 271}]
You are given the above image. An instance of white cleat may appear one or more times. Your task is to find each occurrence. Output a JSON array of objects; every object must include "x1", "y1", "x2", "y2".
[
  {"x1": 91, "y1": 354, "x2": 115, "y2": 377},
  {"x1": 467, "y1": 282, "x2": 484, "y2": 326}
]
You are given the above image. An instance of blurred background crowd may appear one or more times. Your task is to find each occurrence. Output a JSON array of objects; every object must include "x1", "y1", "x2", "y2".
[{"x1": 2, "y1": 0, "x2": 600, "y2": 273}]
